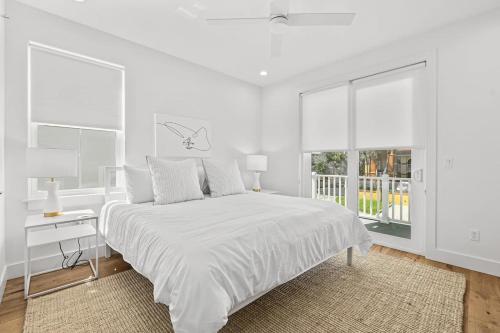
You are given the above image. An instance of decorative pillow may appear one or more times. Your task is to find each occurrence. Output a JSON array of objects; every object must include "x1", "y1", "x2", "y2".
[
  {"x1": 202, "y1": 159, "x2": 246, "y2": 198},
  {"x1": 124, "y1": 165, "x2": 154, "y2": 204},
  {"x1": 146, "y1": 156, "x2": 204, "y2": 205}
]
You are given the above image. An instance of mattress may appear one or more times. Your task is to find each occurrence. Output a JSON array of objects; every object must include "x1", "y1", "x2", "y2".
[{"x1": 100, "y1": 192, "x2": 372, "y2": 333}]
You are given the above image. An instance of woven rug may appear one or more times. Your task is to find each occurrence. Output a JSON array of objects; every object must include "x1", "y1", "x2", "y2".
[{"x1": 24, "y1": 252, "x2": 466, "y2": 333}]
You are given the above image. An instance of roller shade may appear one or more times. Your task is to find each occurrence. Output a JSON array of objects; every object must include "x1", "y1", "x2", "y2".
[
  {"x1": 354, "y1": 64, "x2": 425, "y2": 149},
  {"x1": 301, "y1": 85, "x2": 349, "y2": 151},
  {"x1": 30, "y1": 45, "x2": 124, "y2": 130}
]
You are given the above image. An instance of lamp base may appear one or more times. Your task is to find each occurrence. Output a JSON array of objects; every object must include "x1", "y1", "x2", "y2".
[
  {"x1": 43, "y1": 180, "x2": 63, "y2": 218},
  {"x1": 44, "y1": 211, "x2": 63, "y2": 218},
  {"x1": 252, "y1": 172, "x2": 262, "y2": 192}
]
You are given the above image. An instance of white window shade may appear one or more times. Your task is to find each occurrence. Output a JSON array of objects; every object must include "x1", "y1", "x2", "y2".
[
  {"x1": 302, "y1": 85, "x2": 349, "y2": 152},
  {"x1": 354, "y1": 67, "x2": 424, "y2": 149},
  {"x1": 30, "y1": 46, "x2": 124, "y2": 130}
]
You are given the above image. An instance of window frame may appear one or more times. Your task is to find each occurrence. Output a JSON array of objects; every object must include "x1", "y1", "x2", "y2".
[
  {"x1": 28, "y1": 122, "x2": 124, "y2": 199},
  {"x1": 27, "y1": 42, "x2": 125, "y2": 199}
]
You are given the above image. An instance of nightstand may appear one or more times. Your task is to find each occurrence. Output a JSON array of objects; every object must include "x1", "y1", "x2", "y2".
[{"x1": 24, "y1": 209, "x2": 99, "y2": 299}]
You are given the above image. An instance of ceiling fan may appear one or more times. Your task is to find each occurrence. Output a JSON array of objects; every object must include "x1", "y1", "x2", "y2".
[{"x1": 205, "y1": 0, "x2": 355, "y2": 58}]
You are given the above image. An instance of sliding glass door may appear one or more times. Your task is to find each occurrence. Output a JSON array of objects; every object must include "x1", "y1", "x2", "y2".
[{"x1": 301, "y1": 62, "x2": 428, "y2": 253}]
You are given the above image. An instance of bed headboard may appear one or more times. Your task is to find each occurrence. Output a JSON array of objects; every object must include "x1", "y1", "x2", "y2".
[{"x1": 103, "y1": 166, "x2": 126, "y2": 203}]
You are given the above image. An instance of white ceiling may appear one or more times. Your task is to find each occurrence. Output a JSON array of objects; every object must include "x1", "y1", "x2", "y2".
[{"x1": 15, "y1": 0, "x2": 500, "y2": 86}]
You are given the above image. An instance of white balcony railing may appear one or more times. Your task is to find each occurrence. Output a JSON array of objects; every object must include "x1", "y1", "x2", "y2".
[{"x1": 312, "y1": 174, "x2": 411, "y2": 224}]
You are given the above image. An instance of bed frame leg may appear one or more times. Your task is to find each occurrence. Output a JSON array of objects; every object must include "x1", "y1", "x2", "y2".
[
  {"x1": 347, "y1": 247, "x2": 353, "y2": 266},
  {"x1": 105, "y1": 244, "x2": 112, "y2": 259}
]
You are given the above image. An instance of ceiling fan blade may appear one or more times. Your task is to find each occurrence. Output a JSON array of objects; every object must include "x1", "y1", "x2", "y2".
[
  {"x1": 270, "y1": 0, "x2": 290, "y2": 15},
  {"x1": 270, "y1": 33, "x2": 283, "y2": 58},
  {"x1": 287, "y1": 13, "x2": 355, "y2": 26},
  {"x1": 206, "y1": 17, "x2": 269, "y2": 25}
]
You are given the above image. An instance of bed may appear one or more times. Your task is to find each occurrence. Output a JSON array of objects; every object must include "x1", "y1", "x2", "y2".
[{"x1": 100, "y1": 185, "x2": 371, "y2": 333}]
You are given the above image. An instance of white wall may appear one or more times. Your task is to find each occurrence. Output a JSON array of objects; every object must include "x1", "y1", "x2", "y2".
[
  {"x1": 261, "y1": 9, "x2": 500, "y2": 276},
  {"x1": 4, "y1": 1, "x2": 261, "y2": 278},
  {"x1": 0, "y1": 0, "x2": 6, "y2": 300}
]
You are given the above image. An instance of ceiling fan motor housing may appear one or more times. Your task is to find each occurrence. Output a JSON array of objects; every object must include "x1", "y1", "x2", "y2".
[{"x1": 270, "y1": 15, "x2": 289, "y2": 34}]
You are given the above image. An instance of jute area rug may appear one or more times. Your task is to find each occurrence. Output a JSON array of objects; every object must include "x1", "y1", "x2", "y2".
[{"x1": 24, "y1": 252, "x2": 465, "y2": 333}]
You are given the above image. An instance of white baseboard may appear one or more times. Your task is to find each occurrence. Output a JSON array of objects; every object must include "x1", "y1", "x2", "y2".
[
  {"x1": 373, "y1": 231, "x2": 500, "y2": 276},
  {"x1": 369, "y1": 233, "x2": 499, "y2": 277},
  {"x1": 0, "y1": 266, "x2": 7, "y2": 303},
  {"x1": 6, "y1": 244, "x2": 107, "y2": 280},
  {"x1": 371, "y1": 238, "x2": 424, "y2": 256},
  {"x1": 427, "y1": 248, "x2": 500, "y2": 277}
]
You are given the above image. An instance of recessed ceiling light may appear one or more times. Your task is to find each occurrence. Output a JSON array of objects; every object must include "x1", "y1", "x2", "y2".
[
  {"x1": 260, "y1": 70, "x2": 268, "y2": 77},
  {"x1": 74, "y1": 0, "x2": 86, "y2": 3}
]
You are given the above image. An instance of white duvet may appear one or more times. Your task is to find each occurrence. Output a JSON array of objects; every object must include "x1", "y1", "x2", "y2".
[{"x1": 100, "y1": 192, "x2": 372, "y2": 333}]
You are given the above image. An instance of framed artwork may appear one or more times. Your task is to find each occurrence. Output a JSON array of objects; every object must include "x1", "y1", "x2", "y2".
[{"x1": 154, "y1": 113, "x2": 212, "y2": 158}]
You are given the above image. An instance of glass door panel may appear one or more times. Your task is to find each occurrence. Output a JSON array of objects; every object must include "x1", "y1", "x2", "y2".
[
  {"x1": 358, "y1": 149, "x2": 412, "y2": 239},
  {"x1": 311, "y1": 152, "x2": 348, "y2": 208}
]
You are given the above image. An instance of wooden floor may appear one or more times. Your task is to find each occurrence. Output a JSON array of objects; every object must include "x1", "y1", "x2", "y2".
[{"x1": 1, "y1": 245, "x2": 499, "y2": 333}]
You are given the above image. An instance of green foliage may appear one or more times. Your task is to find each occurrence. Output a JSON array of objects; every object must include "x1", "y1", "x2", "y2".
[
  {"x1": 312, "y1": 152, "x2": 347, "y2": 175},
  {"x1": 312, "y1": 150, "x2": 411, "y2": 178}
]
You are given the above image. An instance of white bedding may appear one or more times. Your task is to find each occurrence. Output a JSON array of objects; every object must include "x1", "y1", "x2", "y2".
[{"x1": 100, "y1": 192, "x2": 372, "y2": 333}]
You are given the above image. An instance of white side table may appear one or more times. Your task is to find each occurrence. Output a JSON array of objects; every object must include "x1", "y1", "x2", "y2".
[{"x1": 24, "y1": 209, "x2": 99, "y2": 299}]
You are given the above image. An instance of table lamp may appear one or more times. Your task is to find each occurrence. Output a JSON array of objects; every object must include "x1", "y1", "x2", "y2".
[
  {"x1": 247, "y1": 155, "x2": 267, "y2": 192},
  {"x1": 26, "y1": 148, "x2": 78, "y2": 217}
]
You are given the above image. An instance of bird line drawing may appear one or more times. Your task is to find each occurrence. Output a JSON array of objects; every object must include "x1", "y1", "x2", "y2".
[{"x1": 156, "y1": 121, "x2": 212, "y2": 152}]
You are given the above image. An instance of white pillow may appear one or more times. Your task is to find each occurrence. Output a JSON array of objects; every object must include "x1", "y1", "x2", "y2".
[
  {"x1": 146, "y1": 156, "x2": 204, "y2": 205},
  {"x1": 202, "y1": 159, "x2": 246, "y2": 198},
  {"x1": 124, "y1": 165, "x2": 154, "y2": 204}
]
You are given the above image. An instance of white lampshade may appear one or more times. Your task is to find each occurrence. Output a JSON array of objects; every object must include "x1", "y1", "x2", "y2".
[
  {"x1": 247, "y1": 155, "x2": 268, "y2": 172},
  {"x1": 26, "y1": 148, "x2": 78, "y2": 178}
]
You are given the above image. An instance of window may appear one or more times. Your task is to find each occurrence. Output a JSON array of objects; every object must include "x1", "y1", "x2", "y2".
[
  {"x1": 302, "y1": 85, "x2": 351, "y2": 206},
  {"x1": 311, "y1": 152, "x2": 348, "y2": 207},
  {"x1": 28, "y1": 42, "x2": 124, "y2": 196},
  {"x1": 36, "y1": 125, "x2": 117, "y2": 191}
]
